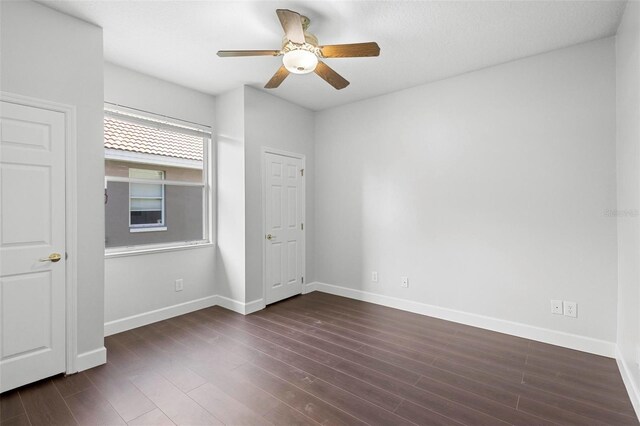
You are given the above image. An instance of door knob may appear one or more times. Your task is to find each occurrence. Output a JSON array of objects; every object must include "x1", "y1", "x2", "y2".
[
  {"x1": 39, "y1": 253, "x2": 62, "y2": 263},
  {"x1": 266, "y1": 234, "x2": 277, "y2": 240}
]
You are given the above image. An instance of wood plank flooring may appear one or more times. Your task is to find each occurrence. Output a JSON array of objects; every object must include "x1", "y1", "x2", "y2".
[{"x1": 1, "y1": 292, "x2": 638, "y2": 425}]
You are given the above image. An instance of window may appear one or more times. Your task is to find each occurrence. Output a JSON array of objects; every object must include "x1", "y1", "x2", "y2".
[
  {"x1": 129, "y1": 168, "x2": 165, "y2": 231},
  {"x1": 104, "y1": 106, "x2": 212, "y2": 254}
]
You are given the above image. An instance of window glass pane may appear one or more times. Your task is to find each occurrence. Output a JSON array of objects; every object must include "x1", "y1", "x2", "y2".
[
  {"x1": 131, "y1": 211, "x2": 162, "y2": 225},
  {"x1": 106, "y1": 181, "x2": 204, "y2": 248},
  {"x1": 104, "y1": 112, "x2": 209, "y2": 251},
  {"x1": 130, "y1": 198, "x2": 163, "y2": 211},
  {"x1": 129, "y1": 168, "x2": 164, "y2": 226},
  {"x1": 130, "y1": 168, "x2": 164, "y2": 180},
  {"x1": 130, "y1": 182, "x2": 163, "y2": 198}
]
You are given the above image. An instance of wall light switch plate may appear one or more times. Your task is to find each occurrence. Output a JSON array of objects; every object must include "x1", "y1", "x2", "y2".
[
  {"x1": 175, "y1": 279, "x2": 184, "y2": 292},
  {"x1": 551, "y1": 300, "x2": 563, "y2": 314},
  {"x1": 372, "y1": 271, "x2": 378, "y2": 283},
  {"x1": 563, "y1": 301, "x2": 577, "y2": 318},
  {"x1": 401, "y1": 277, "x2": 409, "y2": 288}
]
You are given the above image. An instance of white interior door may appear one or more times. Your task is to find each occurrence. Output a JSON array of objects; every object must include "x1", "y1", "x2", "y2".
[
  {"x1": 264, "y1": 152, "x2": 304, "y2": 305},
  {"x1": 0, "y1": 100, "x2": 67, "y2": 392}
]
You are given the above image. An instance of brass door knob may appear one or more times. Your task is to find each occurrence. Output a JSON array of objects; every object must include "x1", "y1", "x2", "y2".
[
  {"x1": 266, "y1": 234, "x2": 276, "y2": 240},
  {"x1": 39, "y1": 253, "x2": 62, "y2": 263}
]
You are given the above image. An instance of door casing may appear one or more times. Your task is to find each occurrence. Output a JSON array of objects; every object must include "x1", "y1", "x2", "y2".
[
  {"x1": 1, "y1": 91, "x2": 79, "y2": 377},
  {"x1": 262, "y1": 147, "x2": 306, "y2": 305}
]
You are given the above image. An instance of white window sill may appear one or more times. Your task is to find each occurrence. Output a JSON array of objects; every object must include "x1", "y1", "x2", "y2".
[
  {"x1": 105, "y1": 241, "x2": 213, "y2": 259},
  {"x1": 129, "y1": 226, "x2": 167, "y2": 233}
]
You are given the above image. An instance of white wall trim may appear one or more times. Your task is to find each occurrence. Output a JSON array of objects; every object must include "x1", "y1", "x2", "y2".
[
  {"x1": 302, "y1": 282, "x2": 317, "y2": 294},
  {"x1": 105, "y1": 241, "x2": 213, "y2": 259},
  {"x1": 102, "y1": 280, "x2": 618, "y2": 360},
  {"x1": 616, "y1": 346, "x2": 640, "y2": 419},
  {"x1": 245, "y1": 298, "x2": 267, "y2": 314},
  {"x1": 215, "y1": 295, "x2": 265, "y2": 315},
  {"x1": 309, "y1": 282, "x2": 616, "y2": 358},
  {"x1": 105, "y1": 295, "x2": 265, "y2": 336},
  {"x1": 104, "y1": 295, "x2": 217, "y2": 336},
  {"x1": 0, "y1": 92, "x2": 80, "y2": 374},
  {"x1": 76, "y1": 347, "x2": 106, "y2": 372},
  {"x1": 214, "y1": 295, "x2": 245, "y2": 314}
]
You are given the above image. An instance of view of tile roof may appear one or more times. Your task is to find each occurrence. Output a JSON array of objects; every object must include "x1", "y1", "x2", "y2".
[{"x1": 104, "y1": 116, "x2": 203, "y2": 161}]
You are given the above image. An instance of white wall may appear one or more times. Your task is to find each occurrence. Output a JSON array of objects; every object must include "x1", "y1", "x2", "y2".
[
  {"x1": 2, "y1": 1, "x2": 625, "y2": 379},
  {"x1": 616, "y1": 0, "x2": 640, "y2": 414},
  {"x1": 244, "y1": 87, "x2": 315, "y2": 303},
  {"x1": 104, "y1": 76, "x2": 314, "y2": 319},
  {"x1": 214, "y1": 86, "x2": 315, "y2": 306},
  {"x1": 104, "y1": 63, "x2": 217, "y2": 326},
  {"x1": 315, "y1": 38, "x2": 618, "y2": 345},
  {"x1": 0, "y1": 0, "x2": 105, "y2": 359},
  {"x1": 215, "y1": 87, "x2": 246, "y2": 303}
]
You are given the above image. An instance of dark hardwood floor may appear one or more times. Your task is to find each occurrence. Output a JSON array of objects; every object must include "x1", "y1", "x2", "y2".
[{"x1": 1, "y1": 291, "x2": 638, "y2": 425}]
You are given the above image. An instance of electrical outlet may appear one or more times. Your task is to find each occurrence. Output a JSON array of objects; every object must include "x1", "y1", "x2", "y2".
[
  {"x1": 372, "y1": 271, "x2": 378, "y2": 282},
  {"x1": 401, "y1": 277, "x2": 409, "y2": 288},
  {"x1": 550, "y1": 300, "x2": 563, "y2": 315},
  {"x1": 563, "y1": 301, "x2": 577, "y2": 318},
  {"x1": 175, "y1": 279, "x2": 184, "y2": 292}
]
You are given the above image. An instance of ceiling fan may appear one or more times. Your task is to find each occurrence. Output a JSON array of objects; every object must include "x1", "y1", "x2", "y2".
[{"x1": 217, "y1": 9, "x2": 380, "y2": 90}]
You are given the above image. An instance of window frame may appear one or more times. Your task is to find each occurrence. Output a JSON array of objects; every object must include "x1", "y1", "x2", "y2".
[
  {"x1": 128, "y1": 168, "x2": 166, "y2": 232},
  {"x1": 104, "y1": 105, "x2": 213, "y2": 257}
]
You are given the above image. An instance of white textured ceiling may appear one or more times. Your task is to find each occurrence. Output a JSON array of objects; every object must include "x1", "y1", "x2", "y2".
[{"x1": 41, "y1": 1, "x2": 626, "y2": 111}]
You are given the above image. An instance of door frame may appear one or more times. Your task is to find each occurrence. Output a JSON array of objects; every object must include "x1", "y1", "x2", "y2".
[
  {"x1": 1, "y1": 91, "x2": 79, "y2": 374},
  {"x1": 261, "y1": 147, "x2": 306, "y2": 306}
]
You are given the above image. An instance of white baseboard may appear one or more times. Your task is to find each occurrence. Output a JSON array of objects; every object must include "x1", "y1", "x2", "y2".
[
  {"x1": 76, "y1": 346, "x2": 106, "y2": 372},
  {"x1": 616, "y1": 346, "x2": 640, "y2": 419},
  {"x1": 215, "y1": 295, "x2": 265, "y2": 315},
  {"x1": 302, "y1": 282, "x2": 317, "y2": 294},
  {"x1": 104, "y1": 295, "x2": 218, "y2": 336},
  {"x1": 309, "y1": 281, "x2": 616, "y2": 358},
  {"x1": 104, "y1": 295, "x2": 265, "y2": 337},
  {"x1": 101, "y1": 282, "x2": 616, "y2": 358},
  {"x1": 245, "y1": 298, "x2": 266, "y2": 314}
]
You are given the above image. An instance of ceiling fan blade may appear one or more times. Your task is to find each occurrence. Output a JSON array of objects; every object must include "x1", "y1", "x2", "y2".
[
  {"x1": 217, "y1": 50, "x2": 281, "y2": 57},
  {"x1": 276, "y1": 9, "x2": 306, "y2": 44},
  {"x1": 320, "y1": 42, "x2": 380, "y2": 58},
  {"x1": 314, "y1": 61, "x2": 350, "y2": 90},
  {"x1": 264, "y1": 65, "x2": 290, "y2": 89}
]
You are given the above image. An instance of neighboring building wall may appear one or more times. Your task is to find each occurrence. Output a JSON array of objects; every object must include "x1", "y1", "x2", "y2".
[
  {"x1": 105, "y1": 160, "x2": 204, "y2": 247},
  {"x1": 105, "y1": 182, "x2": 203, "y2": 248},
  {"x1": 105, "y1": 159, "x2": 202, "y2": 181}
]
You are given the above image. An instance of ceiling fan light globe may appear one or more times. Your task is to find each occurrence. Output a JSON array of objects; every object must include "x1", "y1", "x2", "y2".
[{"x1": 283, "y1": 49, "x2": 318, "y2": 74}]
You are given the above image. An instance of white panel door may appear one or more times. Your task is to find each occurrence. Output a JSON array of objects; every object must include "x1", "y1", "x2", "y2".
[
  {"x1": 0, "y1": 101, "x2": 66, "y2": 392},
  {"x1": 264, "y1": 152, "x2": 304, "y2": 305}
]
